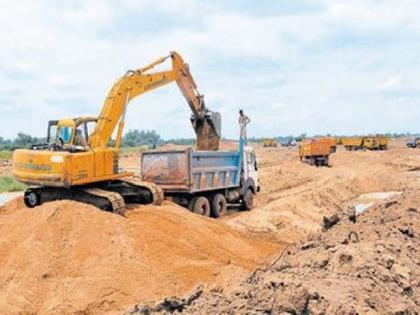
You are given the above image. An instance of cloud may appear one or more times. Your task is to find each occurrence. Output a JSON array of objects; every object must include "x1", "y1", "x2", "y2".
[
  {"x1": 378, "y1": 74, "x2": 402, "y2": 91},
  {"x1": 0, "y1": 0, "x2": 419, "y2": 140}
]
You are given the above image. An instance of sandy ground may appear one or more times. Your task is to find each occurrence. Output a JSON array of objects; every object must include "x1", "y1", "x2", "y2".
[
  {"x1": 0, "y1": 139, "x2": 419, "y2": 314},
  {"x1": 166, "y1": 189, "x2": 420, "y2": 314}
]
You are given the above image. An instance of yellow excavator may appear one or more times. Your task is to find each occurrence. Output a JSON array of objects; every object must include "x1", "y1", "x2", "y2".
[{"x1": 12, "y1": 51, "x2": 221, "y2": 213}]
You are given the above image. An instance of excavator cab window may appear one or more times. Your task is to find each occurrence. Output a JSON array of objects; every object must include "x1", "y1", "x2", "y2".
[
  {"x1": 74, "y1": 126, "x2": 88, "y2": 147},
  {"x1": 47, "y1": 120, "x2": 59, "y2": 144},
  {"x1": 57, "y1": 126, "x2": 73, "y2": 144},
  {"x1": 49, "y1": 125, "x2": 57, "y2": 144}
]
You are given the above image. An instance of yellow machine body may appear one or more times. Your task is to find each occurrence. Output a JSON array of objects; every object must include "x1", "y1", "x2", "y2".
[{"x1": 13, "y1": 146, "x2": 129, "y2": 188}]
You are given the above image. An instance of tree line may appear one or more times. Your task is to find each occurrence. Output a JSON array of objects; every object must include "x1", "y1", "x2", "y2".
[
  {"x1": 0, "y1": 130, "x2": 195, "y2": 150},
  {"x1": 0, "y1": 130, "x2": 418, "y2": 151}
]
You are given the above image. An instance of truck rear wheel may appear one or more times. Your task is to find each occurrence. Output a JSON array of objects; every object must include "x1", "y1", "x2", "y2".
[
  {"x1": 191, "y1": 196, "x2": 211, "y2": 217},
  {"x1": 211, "y1": 193, "x2": 227, "y2": 218},
  {"x1": 241, "y1": 189, "x2": 254, "y2": 211}
]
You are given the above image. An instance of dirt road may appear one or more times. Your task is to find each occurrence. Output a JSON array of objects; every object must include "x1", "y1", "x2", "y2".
[{"x1": 0, "y1": 140, "x2": 419, "y2": 314}]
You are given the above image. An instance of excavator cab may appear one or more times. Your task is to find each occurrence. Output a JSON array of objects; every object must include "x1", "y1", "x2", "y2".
[{"x1": 43, "y1": 117, "x2": 97, "y2": 151}]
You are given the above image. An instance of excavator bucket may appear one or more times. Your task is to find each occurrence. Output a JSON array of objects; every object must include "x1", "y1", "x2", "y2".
[{"x1": 191, "y1": 111, "x2": 221, "y2": 151}]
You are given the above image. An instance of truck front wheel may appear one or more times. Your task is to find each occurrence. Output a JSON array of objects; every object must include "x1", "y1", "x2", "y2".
[
  {"x1": 241, "y1": 189, "x2": 254, "y2": 211},
  {"x1": 211, "y1": 194, "x2": 227, "y2": 218},
  {"x1": 191, "y1": 196, "x2": 211, "y2": 217}
]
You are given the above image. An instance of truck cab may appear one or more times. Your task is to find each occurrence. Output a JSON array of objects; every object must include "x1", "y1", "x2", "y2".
[{"x1": 243, "y1": 146, "x2": 259, "y2": 192}]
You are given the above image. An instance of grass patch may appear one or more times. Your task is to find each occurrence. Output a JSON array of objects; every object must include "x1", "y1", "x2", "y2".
[
  {"x1": 0, "y1": 176, "x2": 26, "y2": 192},
  {"x1": 0, "y1": 150, "x2": 13, "y2": 160}
]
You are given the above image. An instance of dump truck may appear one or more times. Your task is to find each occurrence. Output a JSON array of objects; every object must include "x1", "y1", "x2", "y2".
[
  {"x1": 342, "y1": 137, "x2": 364, "y2": 150},
  {"x1": 13, "y1": 52, "x2": 222, "y2": 213},
  {"x1": 377, "y1": 136, "x2": 389, "y2": 150},
  {"x1": 262, "y1": 138, "x2": 277, "y2": 147},
  {"x1": 140, "y1": 136, "x2": 259, "y2": 218},
  {"x1": 342, "y1": 136, "x2": 388, "y2": 151},
  {"x1": 299, "y1": 139, "x2": 332, "y2": 166},
  {"x1": 321, "y1": 137, "x2": 337, "y2": 153},
  {"x1": 362, "y1": 137, "x2": 380, "y2": 150}
]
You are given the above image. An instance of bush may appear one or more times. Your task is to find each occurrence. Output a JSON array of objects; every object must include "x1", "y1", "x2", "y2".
[
  {"x1": 122, "y1": 130, "x2": 163, "y2": 148},
  {"x1": 0, "y1": 150, "x2": 12, "y2": 160},
  {"x1": 0, "y1": 176, "x2": 26, "y2": 192}
]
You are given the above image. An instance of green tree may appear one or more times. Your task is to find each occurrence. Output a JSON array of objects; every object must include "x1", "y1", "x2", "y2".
[{"x1": 122, "y1": 130, "x2": 163, "y2": 148}]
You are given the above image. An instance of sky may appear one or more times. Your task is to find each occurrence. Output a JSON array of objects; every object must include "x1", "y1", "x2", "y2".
[{"x1": 0, "y1": 0, "x2": 419, "y2": 140}]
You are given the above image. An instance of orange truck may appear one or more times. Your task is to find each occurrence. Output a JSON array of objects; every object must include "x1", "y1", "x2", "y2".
[
  {"x1": 322, "y1": 137, "x2": 337, "y2": 153},
  {"x1": 299, "y1": 139, "x2": 332, "y2": 166}
]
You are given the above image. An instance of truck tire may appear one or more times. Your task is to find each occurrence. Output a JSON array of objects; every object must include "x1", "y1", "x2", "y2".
[
  {"x1": 240, "y1": 189, "x2": 254, "y2": 211},
  {"x1": 188, "y1": 197, "x2": 197, "y2": 211},
  {"x1": 211, "y1": 193, "x2": 227, "y2": 218},
  {"x1": 192, "y1": 196, "x2": 211, "y2": 217}
]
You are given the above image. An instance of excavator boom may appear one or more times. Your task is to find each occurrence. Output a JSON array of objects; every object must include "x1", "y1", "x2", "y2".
[{"x1": 89, "y1": 51, "x2": 221, "y2": 150}]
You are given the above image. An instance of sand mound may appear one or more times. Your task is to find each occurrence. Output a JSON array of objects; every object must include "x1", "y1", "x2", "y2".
[
  {"x1": 142, "y1": 190, "x2": 419, "y2": 314},
  {"x1": 0, "y1": 199, "x2": 279, "y2": 314}
]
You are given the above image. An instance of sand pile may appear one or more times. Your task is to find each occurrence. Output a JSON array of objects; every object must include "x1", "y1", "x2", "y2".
[
  {"x1": 134, "y1": 189, "x2": 419, "y2": 314},
  {"x1": 0, "y1": 198, "x2": 279, "y2": 314}
]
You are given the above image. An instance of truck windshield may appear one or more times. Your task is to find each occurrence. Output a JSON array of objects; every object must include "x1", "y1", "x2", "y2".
[{"x1": 57, "y1": 126, "x2": 73, "y2": 144}]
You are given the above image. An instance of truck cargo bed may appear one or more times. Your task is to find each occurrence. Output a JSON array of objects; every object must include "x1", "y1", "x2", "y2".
[
  {"x1": 141, "y1": 149, "x2": 241, "y2": 193},
  {"x1": 299, "y1": 139, "x2": 331, "y2": 157}
]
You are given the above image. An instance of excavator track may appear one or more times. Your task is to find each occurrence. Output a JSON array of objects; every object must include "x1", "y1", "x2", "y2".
[
  {"x1": 119, "y1": 177, "x2": 164, "y2": 206},
  {"x1": 82, "y1": 187, "x2": 126, "y2": 215},
  {"x1": 23, "y1": 178, "x2": 162, "y2": 215}
]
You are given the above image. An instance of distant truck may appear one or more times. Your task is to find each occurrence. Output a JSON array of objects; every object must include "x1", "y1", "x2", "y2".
[
  {"x1": 140, "y1": 138, "x2": 259, "y2": 218},
  {"x1": 321, "y1": 137, "x2": 337, "y2": 153},
  {"x1": 262, "y1": 138, "x2": 278, "y2": 147},
  {"x1": 342, "y1": 136, "x2": 389, "y2": 151},
  {"x1": 376, "y1": 136, "x2": 389, "y2": 150},
  {"x1": 280, "y1": 138, "x2": 297, "y2": 147},
  {"x1": 299, "y1": 139, "x2": 332, "y2": 166},
  {"x1": 406, "y1": 137, "x2": 420, "y2": 148}
]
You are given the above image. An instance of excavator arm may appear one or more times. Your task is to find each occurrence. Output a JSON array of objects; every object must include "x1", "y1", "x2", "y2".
[{"x1": 89, "y1": 51, "x2": 221, "y2": 150}]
